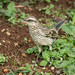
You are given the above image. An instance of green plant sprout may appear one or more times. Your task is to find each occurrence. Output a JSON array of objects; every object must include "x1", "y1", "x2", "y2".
[
  {"x1": 43, "y1": 4, "x2": 54, "y2": 15},
  {"x1": 24, "y1": 37, "x2": 28, "y2": 43},
  {"x1": 0, "y1": 54, "x2": 10, "y2": 65}
]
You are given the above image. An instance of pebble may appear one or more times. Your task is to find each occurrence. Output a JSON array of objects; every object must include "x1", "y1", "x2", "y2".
[
  {"x1": 28, "y1": 7, "x2": 33, "y2": 11},
  {"x1": 1, "y1": 29, "x2": 5, "y2": 32},
  {"x1": 51, "y1": 66, "x2": 55, "y2": 71},
  {"x1": 42, "y1": 67, "x2": 46, "y2": 70},
  {"x1": 7, "y1": 40, "x2": 10, "y2": 43},
  {"x1": 28, "y1": 39, "x2": 31, "y2": 43},
  {"x1": 16, "y1": 59, "x2": 21, "y2": 66},
  {"x1": 14, "y1": 42, "x2": 18, "y2": 47},
  {"x1": 3, "y1": 69, "x2": 8, "y2": 73},
  {"x1": 0, "y1": 43, "x2": 1, "y2": 45},
  {"x1": 22, "y1": 53, "x2": 27, "y2": 57},
  {"x1": 55, "y1": 69, "x2": 62, "y2": 75},
  {"x1": 19, "y1": 73, "x2": 23, "y2": 75},
  {"x1": 6, "y1": 32, "x2": 10, "y2": 36}
]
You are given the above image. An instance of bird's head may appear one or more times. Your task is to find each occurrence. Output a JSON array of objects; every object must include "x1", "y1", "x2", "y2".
[{"x1": 20, "y1": 16, "x2": 39, "y2": 26}]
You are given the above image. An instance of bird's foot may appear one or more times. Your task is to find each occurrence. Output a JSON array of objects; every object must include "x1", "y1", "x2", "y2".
[
  {"x1": 35, "y1": 59, "x2": 38, "y2": 63},
  {"x1": 49, "y1": 58, "x2": 53, "y2": 63},
  {"x1": 35, "y1": 56, "x2": 39, "y2": 63}
]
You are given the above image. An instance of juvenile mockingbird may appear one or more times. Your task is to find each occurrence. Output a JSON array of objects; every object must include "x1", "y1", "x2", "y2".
[{"x1": 20, "y1": 16, "x2": 65, "y2": 63}]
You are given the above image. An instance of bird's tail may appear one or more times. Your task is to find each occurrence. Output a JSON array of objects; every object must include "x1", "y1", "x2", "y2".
[{"x1": 53, "y1": 20, "x2": 65, "y2": 30}]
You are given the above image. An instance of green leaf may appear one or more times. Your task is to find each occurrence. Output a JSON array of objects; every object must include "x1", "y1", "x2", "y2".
[
  {"x1": 5, "y1": 2, "x2": 16, "y2": 18},
  {"x1": 45, "y1": 0, "x2": 51, "y2": 3},
  {"x1": 49, "y1": 4, "x2": 54, "y2": 9},
  {"x1": 59, "y1": 61, "x2": 70, "y2": 68},
  {"x1": 72, "y1": 14, "x2": 75, "y2": 25},
  {"x1": 42, "y1": 51, "x2": 50, "y2": 62},
  {"x1": 45, "y1": 9, "x2": 50, "y2": 14},
  {"x1": 68, "y1": 52, "x2": 75, "y2": 57},
  {"x1": 18, "y1": 70, "x2": 30, "y2": 73},
  {"x1": 18, "y1": 67, "x2": 29, "y2": 70},
  {"x1": 52, "y1": 51, "x2": 58, "y2": 57},
  {"x1": 45, "y1": 72, "x2": 52, "y2": 75},
  {"x1": 3, "y1": 0, "x2": 11, "y2": 3},
  {"x1": 20, "y1": 12, "x2": 25, "y2": 19},
  {"x1": 54, "y1": 39, "x2": 67, "y2": 44},
  {"x1": 72, "y1": 48, "x2": 75, "y2": 51},
  {"x1": 18, "y1": 64, "x2": 31, "y2": 71},
  {"x1": 7, "y1": 2, "x2": 16, "y2": 12},
  {"x1": 26, "y1": 46, "x2": 38, "y2": 54},
  {"x1": 62, "y1": 25, "x2": 74, "y2": 36},
  {"x1": 0, "y1": 54, "x2": 9, "y2": 65},
  {"x1": 53, "y1": 60, "x2": 61, "y2": 68},
  {"x1": 6, "y1": 73, "x2": 15, "y2": 75},
  {"x1": 40, "y1": 60, "x2": 47, "y2": 66}
]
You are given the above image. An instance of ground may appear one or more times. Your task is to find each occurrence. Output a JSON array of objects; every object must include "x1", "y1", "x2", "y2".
[{"x1": 0, "y1": 0, "x2": 74, "y2": 75}]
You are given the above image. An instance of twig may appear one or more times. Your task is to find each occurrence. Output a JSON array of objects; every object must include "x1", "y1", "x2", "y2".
[{"x1": 15, "y1": 5, "x2": 24, "y2": 8}]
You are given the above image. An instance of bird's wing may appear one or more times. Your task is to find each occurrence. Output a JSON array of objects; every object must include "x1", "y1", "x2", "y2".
[
  {"x1": 39, "y1": 25, "x2": 58, "y2": 38},
  {"x1": 39, "y1": 20, "x2": 65, "y2": 38},
  {"x1": 39, "y1": 25, "x2": 51, "y2": 35}
]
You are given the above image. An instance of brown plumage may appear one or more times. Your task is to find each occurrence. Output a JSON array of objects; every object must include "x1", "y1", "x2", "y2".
[{"x1": 20, "y1": 16, "x2": 65, "y2": 63}]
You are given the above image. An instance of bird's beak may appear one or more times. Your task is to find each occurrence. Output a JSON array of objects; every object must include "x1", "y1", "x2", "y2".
[
  {"x1": 20, "y1": 20, "x2": 24, "y2": 22},
  {"x1": 20, "y1": 16, "x2": 29, "y2": 23},
  {"x1": 20, "y1": 20, "x2": 26, "y2": 24}
]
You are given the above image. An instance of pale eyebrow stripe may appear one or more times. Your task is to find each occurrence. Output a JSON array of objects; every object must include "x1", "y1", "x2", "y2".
[{"x1": 28, "y1": 18, "x2": 36, "y2": 21}]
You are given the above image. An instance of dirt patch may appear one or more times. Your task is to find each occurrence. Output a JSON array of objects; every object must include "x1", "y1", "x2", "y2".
[{"x1": 0, "y1": 18, "x2": 34, "y2": 73}]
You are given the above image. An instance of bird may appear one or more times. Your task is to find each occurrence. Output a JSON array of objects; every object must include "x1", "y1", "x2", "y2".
[{"x1": 20, "y1": 16, "x2": 65, "y2": 63}]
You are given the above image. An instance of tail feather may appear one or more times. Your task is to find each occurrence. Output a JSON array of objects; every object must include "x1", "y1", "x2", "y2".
[{"x1": 54, "y1": 20, "x2": 65, "y2": 30}]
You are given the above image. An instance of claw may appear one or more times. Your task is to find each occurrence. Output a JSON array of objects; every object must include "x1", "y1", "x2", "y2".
[
  {"x1": 35, "y1": 54, "x2": 39, "y2": 63},
  {"x1": 35, "y1": 59, "x2": 38, "y2": 63},
  {"x1": 50, "y1": 58, "x2": 53, "y2": 63}
]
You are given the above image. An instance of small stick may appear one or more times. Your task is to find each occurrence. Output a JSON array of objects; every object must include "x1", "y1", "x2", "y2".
[{"x1": 15, "y1": 5, "x2": 24, "y2": 8}]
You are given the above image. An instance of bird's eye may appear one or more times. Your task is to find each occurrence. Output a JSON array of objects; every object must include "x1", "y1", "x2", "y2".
[
  {"x1": 27, "y1": 19, "x2": 34, "y2": 22},
  {"x1": 27, "y1": 19, "x2": 36, "y2": 22}
]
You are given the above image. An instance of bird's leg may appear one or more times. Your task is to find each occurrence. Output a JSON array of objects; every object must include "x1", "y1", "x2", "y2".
[
  {"x1": 36, "y1": 45, "x2": 42, "y2": 63},
  {"x1": 49, "y1": 45, "x2": 53, "y2": 63}
]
